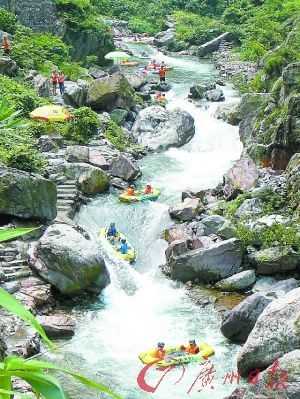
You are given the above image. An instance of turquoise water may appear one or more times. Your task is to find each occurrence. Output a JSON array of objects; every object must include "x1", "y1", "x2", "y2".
[{"x1": 53, "y1": 44, "x2": 243, "y2": 399}]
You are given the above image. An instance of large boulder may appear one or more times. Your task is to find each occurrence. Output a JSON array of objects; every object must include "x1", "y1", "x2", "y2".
[
  {"x1": 189, "y1": 82, "x2": 215, "y2": 100},
  {"x1": 198, "y1": 32, "x2": 232, "y2": 57},
  {"x1": 86, "y1": 73, "x2": 135, "y2": 112},
  {"x1": 242, "y1": 350, "x2": 300, "y2": 399},
  {"x1": 0, "y1": 56, "x2": 17, "y2": 77},
  {"x1": 249, "y1": 246, "x2": 300, "y2": 275},
  {"x1": 205, "y1": 88, "x2": 225, "y2": 102},
  {"x1": 132, "y1": 106, "x2": 195, "y2": 151},
  {"x1": 32, "y1": 74, "x2": 50, "y2": 97},
  {"x1": 88, "y1": 148, "x2": 110, "y2": 170},
  {"x1": 37, "y1": 314, "x2": 75, "y2": 338},
  {"x1": 221, "y1": 292, "x2": 272, "y2": 343},
  {"x1": 34, "y1": 223, "x2": 110, "y2": 295},
  {"x1": 168, "y1": 238, "x2": 242, "y2": 283},
  {"x1": 201, "y1": 215, "x2": 228, "y2": 235},
  {"x1": 169, "y1": 198, "x2": 203, "y2": 222},
  {"x1": 0, "y1": 166, "x2": 56, "y2": 221},
  {"x1": 63, "y1": 80, "x2": 88, "y2": 107},
  {"x1": 110, "y1": 155, "x2": 140, "y2": 181},
  {"x1": 66, "y1": 146, "x2": 89, "y2": 163},
  {"x1": 223, "y1": 157, "x2": 259, "y2": 200},
  {"x1": 286, "y1": 153, "x2": 300, "y2": 213},
  {"x1": 78, "y1": 167, "x2": 110, "y2": 195},
  {"x1": 282, "y1": 62, "x2": 300, "y2": 95},
  {"x1": 237, "y1": 287, "x2": 300, "y2": 377},
  {"x1": 235, "y1": 198, "x2": 263, "y2": 218},
  {"x1": 154, "y1": 28, "x2": 175, "y2": 48},
  {"x1": 216, "y1": 270, "x2": 256, "y2": 292}
]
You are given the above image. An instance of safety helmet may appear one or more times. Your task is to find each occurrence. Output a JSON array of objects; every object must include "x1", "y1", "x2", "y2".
[
  {"x1": 121, "y1": 238, "x2": 126, "y2": 243},
  {"x1": 157, "y1": 342, "x2": 165, "y2": 348}
]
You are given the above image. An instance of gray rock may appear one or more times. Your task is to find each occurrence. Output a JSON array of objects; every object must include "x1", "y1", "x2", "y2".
[
  {"x1": 205, "y1": 88, "x2": 225, "y2": 102},
  {"x1": 88, "y1": 148, "x2": 110, "y2": 170},
  {"x1": 235, "y1": 198, "x2": 263, "y2": 218},
  {"x1": 110, "y1": 108, "x2": 128, "y2": 125},
  {"x1": 86, "y1": 73, "x2": 135, "y2": 112},
  {"x1": 223, "y1": 388, "x2": 246, "y2": 399},
  {"x1": 214, "y1": 103, "x2": 240, "y2": 125},
  {"x1": 89, "y1": 67, "x2": 108, "y2": 80},
  {"x1": 110, "y1": 154, "x2": 140, "y2": 181},
  {"x1": 78, "y1": 166, "x2": 110, "y2": 195},
  {"x1": 223, "y1": 157, "x2": 259, "y2": 200},
  {"x1": 0, "y1": 56, "x2": 17, "y2": 76},
  {"x1": 221, "y1": 292, "x2": 272, "y2": 343},
  {"x1": 37, "y1": 314, "x2": 76, "y2": 338},
  {"x1": 169, "y1": 198, "x2": 203, "y2": 222},
  {"x1": 237, "y1": 287, "x2": 300, "y2": 377},
  {"x1": 34, "y1": 223, "x2": 110, "y2": 295},
  {"x1": 132, "y1": 106, "x2": 195, "y2": 151},
  {"x1": 266, "y1": 278, "x2": 299, "y2": 298},
  {"x1": 198, "y1": 32, "x2": 232, "y2": 57},
  {"x1": 63, "y1": 80, "x2": 88, "y2": 107},
  {"x1": 282, "y1": 62, "x2": 300, "y2": 94},
  {"x1": 0, "y1": 166, "x2": 56, "y2": 221},
  {"x1": 38, "y1": 135, "x2": 64, "y2": 152},
  {"x1": 154, "y1": 28, "x2": 175, "y2": 47},
  {"x1": 189, "y1": 82, "x2": 216, "y2": 99},
  {"x1": 168, "y1": 238, "x2": 242, "y2": 283},
  {"x1": 216, "y1": 270, "x2": 256, "y2": 292},
  {"x1": 243, "y1": 350, "x2": 300, "y2": 399},
  {"x1": 32, "y1": 74, "x2": 50, "y2": 97},
  {"x1": 201, "y1": 215, "x2": 227, "y2": 235},
  {"x1": 66, "y1": 145, "x2": 89, "y2": 163},
  {"x1": 249, "y1": 246, "x2": 300, "y2": 275},
  {"x1": 217, "y1": 220, "x2": 237, "y2": 239},
  {"x1": 165, "y1": 239, "x2": 188, "y2": 260}
]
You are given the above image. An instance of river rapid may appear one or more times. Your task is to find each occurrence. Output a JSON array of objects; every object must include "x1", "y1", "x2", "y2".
[{"x1": 50, "y1": 44, "x2": 243, "y2": 399}]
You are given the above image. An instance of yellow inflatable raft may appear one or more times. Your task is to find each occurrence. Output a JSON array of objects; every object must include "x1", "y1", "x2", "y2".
[
  {"x1": 99, "y1": 228, "x2": 136, "y2": 263},
  {"x1": 119, "y1": 189, "x2": 160, "y2": 203},
  {"x1": 139, "y1": 342, "x2": 214, "y2": 367}
]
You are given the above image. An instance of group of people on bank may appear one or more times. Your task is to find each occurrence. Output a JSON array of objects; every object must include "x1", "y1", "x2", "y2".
[{"x1": 50, "y1": 70, "x2": 65, "y2": 96}]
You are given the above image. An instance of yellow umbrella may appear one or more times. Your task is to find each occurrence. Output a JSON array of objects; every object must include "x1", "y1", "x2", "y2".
[{"x1": 30, "y1": 105, "x2": 72, "y2": 122}]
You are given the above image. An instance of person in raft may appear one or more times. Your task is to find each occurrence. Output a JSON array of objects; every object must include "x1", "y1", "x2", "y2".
[
  {"x1": 155, "y1": 342, "x2": 166, "y2": 360},
  {"x1": 51, "y1": 70, "x2": 59, "y2": 96},
  {"x1": 180, "y1": 339, "x2": 200, "y2": 355},
  {"x1": 126, "y1": 185, "x2": 135, "y2": 196},
  {"x1": 58, "y1": 71, "x2": 65, "y2": 96},
  {"x1": 107, "y1": 223, "x2": 118, "y2": 243},
  {"x1": 1, "y1": 33, "x2": 11, "y2": 55},
  {"x1": 119, "y1": 238, "x2": 129, "y2": 254},
  {"x1": 159, "y1": 65, "x2": 166, "y2": 83},
  {"x1": 144, "y1": 184, "x2": 153, "y2": 194}
]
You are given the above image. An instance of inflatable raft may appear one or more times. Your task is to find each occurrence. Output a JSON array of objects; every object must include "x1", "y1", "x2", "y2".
[
  {"x1": 99, "y1": 228, "x2": 136, "y2": 263},
  {"x1": 119, "y1": 189, "x2": 160, "y2": 204},
  {"x1": 139, "y1": 343, "x2": 214, "y2": 367},
  {"x1": 121, "y1": 61, "x2": 139, "y2": 67}
]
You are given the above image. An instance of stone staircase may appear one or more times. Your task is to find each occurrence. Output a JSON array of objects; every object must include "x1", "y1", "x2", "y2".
[
  {"x1": 218, "y1": 40, "x2": 233, "y2": 53},
  {"x1": 0, "y1": 245, "x2": 32, "y2": 282},
  {"x1": 56, "y1": 180, "x2": 79, "y2": 217}
]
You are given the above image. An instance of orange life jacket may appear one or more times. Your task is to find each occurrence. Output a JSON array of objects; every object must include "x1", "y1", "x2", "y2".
[
  {"x1": 127, "y1": 187, "x2": 135, "y2": 196},
  {"x1": 186, "y1": 344, "x2": 199, "y2": 355},
  {"x1": 159, "y1": 68, "x2": 166, "y2": 78},
  {"x1": 144, "y1": 186, "x2": 153, "y2": 194},
  {"x1": 2, "y1": 37, "x2": 10, "y2": 50},
  {"x1": 154, "y1": 349, "x2": 166, "y2": 360}
]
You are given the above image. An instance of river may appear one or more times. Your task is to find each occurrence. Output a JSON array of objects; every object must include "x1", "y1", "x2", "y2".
[{"x1": 50, "y1": 44, "x2": 243, "y2": 398}]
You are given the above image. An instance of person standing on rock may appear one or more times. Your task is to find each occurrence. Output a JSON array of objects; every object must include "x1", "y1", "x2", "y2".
[
  {"x1": 51, "y1": 70, "x2": 59, "y2": 96},
  {"x1": 159, "y1": 65, "x2": 166, "y2": 83},
  {"x1": 1, "y1": 34, "x2": 11, "y2": 55},
  {"x1": 58, "y1": 71, "x2": 65, "y2": 96}
]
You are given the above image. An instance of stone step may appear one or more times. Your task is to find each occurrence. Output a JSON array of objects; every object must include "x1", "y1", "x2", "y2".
[
  {"x1": 57, "y1": 184, "x2": 77, "y2": 190},
  {"x1": 0, "y1": 255, "x2": 18, "y2": 262},
  {"x1": 57, "y1": 199, "x2": 74, "y2": 205},
  {"x1": 1, "y1": 260, "x2": 26, "y2": 267},
  {"x1": 0, "y1": 248, "x2": 18, "y2": 256},
  {"x1": 5, "y1": 270, "x2": 33, "y2": 281},
  {"x1": 2, "y1": 265, "x2": 29, "y2": 273},
  {"x1": 57, "y1": 193, "x2": 76, "y2": 200},
  {"x1": 57, "y1": 206, "x2": 71, "y2": 211}
]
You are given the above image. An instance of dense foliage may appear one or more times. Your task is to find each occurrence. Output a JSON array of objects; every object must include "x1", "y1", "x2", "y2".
[{"x1": 62, "y1": 107, "x2": 100, "y2": 143}]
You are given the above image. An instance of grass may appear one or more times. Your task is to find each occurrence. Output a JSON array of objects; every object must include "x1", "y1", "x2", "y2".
[{"x1": 0, "y1": 227, "x2": 40, "y2": 243}]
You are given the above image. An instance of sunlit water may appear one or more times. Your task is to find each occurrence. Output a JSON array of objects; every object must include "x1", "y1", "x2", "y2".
[{"x1": 49, "y1": 43, "x2": 243, "y2": 398}]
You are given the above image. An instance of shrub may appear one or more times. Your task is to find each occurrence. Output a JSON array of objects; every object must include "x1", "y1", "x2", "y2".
[
  {"x1": 11, "y1": 28, "x2": 70, "y2": 72},
  {"x1": 62, "y1": 107, "x2": 100, "y2": 143},
  {"x1": 0, "y1": 7, "x2": 17, "y2": 33},
  {"x1": 0, "y1": 76, "x2": 45, "y2": 116},
  {"x1": 104, "y1": 120, "x2": 132, "y2": 151}
]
